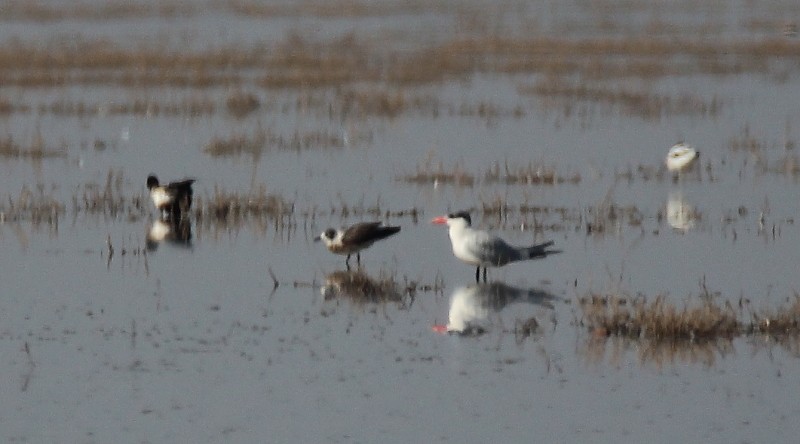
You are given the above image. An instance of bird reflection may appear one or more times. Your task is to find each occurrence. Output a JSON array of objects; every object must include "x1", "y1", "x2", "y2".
[
  {"x1": 320, "y1": 269, "x2": 404, "y2": 304},
  {"x1": 666, "y1": 191, "x2": 697, "y2": 231},
  {"x1": 146, "y1": 218, "x2": 192, "y2": 251},
  {"x1": 433, "y1": 282, "x2": 556, "y2": 336}
]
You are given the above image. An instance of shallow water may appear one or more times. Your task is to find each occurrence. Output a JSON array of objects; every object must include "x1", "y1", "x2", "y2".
[{"x1": 2, "y1": 1, "x2": 800, "y2": 443}]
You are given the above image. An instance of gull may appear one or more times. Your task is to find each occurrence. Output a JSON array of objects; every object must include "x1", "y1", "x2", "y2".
[
  {"x1": 146, "y1": 175, "x2": 195, "y2": 221},
  {"x1": 666, "y1": 143, "x2": 700, "y2": 173},
  {"x1": 432, "y1": 211, "x2": 559, "y2": 282},
  {"x1": 314, "y1": 221, "x2": 401, "y2": 267}
]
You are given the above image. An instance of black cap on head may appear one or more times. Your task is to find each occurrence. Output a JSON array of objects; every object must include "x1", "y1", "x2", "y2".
[
  {"x1": 324, "y1": 228, "x2": 337, "y2": 240},
  {"x1": 448, "y1": 211, "x2": 472, "y2": 226},
  {"x1": 146, "y1": 175, "x2": 159, "y2": 189}
]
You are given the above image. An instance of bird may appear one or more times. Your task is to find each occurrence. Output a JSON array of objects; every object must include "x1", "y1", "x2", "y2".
[
  {"x1": 431, "y1": 211, "x2": 559, "y2": 282},
  {"x1": 666, "y1": 143, "x2": 700, "y2": 173},
  {"x1": 314, "y1": 221, "x2": 401, "y2": 267},
  {"x1": 146, "y1": 175, "x2": 195, "y2": 221}
]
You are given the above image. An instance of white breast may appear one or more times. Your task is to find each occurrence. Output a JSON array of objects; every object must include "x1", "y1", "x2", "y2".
[{"x1": 151, "y1": 188, "x2": 172, "y2": 208}]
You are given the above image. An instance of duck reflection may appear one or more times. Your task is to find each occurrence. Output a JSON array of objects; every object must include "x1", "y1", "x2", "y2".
[
  {"x1": 320, "y1": 269, "x2": 404, "y2": 304},
  {"x1": 146, "y1": 218, "x2": 192, "y2": 251},
  {"x1": 666, "y1": 190, "x2": 697, "y2": 231},
  {"x1": 433, "y1": 282, "x2": 556, "y2": 336}
]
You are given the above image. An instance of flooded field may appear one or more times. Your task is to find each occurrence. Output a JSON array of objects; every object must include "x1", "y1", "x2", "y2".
[{"x1": 1, "y1": 0, "x2": 800, "y2": 442}]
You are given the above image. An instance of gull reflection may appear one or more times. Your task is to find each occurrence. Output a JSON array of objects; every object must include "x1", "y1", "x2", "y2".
[
  {"x1": 434, "y1": 282, "x2": 556, "y2": 336},
  {"x1": 666, "y1": 190, "x2": 697, "y2": 231},
  {"x1": 146, "y1": 219, "x2": 192, "y2": 251}
]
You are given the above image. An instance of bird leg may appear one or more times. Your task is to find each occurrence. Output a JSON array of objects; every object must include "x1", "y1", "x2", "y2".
[
  {"x1": 475, "y1": 266, "x2": 480, "y2": 283},
  {"x1": 356, "y1": 252, "x2": 361, "y2": 265},
  {"x1": 482, "y1": 267, "x2": 487, "y2": 283},
  {"x1": 346, "y1": 254, "x2": 351, "y2": 267}
]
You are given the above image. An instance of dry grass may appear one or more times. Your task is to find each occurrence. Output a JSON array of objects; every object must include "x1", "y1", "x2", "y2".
[
  {"x1": 580, "y1": 293, "x2": 800, "y2": 341},
  {"x1": 194, "y1": 185, "x2": 294, "y2": 224},
  {"x1": 46, "y1": 98, "x2": 215, "y2": 117},
  {"x1": 0, "y1": 2, "x2": 193, "y2": 21},
  {"x1": 0, "y1": 34, "x2": 795, "y2": 90},
  {"x1": 581, "y1": 294, "x2": 739, "y2": 340},
  {"x1": 399, "y1": 160, "x2": 475, "y2": 187},
  {"x1": 0, "y1": 134, "x2": 66, "y2": 159},
  {"x1": 398, "y1": 157, "x2": 580, "y2": 188},
  {"x1": 484, "y1": 161, "x2": 581, "y2": 185},
  {"x1": 521, "y1": 79, "x2": 722, "y2": 120},
  {"x1": 225, "y1": 91, "x2": 261, "y2": 118},
  {"x1": 0, "y1": 185, "x2": 64, "y2": 225},
  {"x1": 73, "y1": 169, "x2": 147, "y2": 220},
  {"x1": 203, "y1": 128, "x2": 345, "y2": 157}
]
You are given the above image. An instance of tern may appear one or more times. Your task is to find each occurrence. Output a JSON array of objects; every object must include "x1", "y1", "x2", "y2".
[
  {"x1": 314, "y1": 221, "x2": 401, "y2": 267},
  {"x1": 146, "y1": 175, "x2": 195, "y2": 221},
  {"x1": 432, "y1": 211, "x2": 559, "y2": 282},
  {"x1": 666, "y1": 143, "x2": 700, "y2": 173}
]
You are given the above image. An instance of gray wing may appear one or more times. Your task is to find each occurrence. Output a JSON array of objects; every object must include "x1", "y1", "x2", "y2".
[{"x1": 469, "y1": 233, "x2": 520, "y2": 266}]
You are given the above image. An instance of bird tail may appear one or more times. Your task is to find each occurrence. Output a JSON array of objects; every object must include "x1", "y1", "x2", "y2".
[
  {"x1": 378, "y1": 226, "x2": 401, "y2": 239},
  {"x1": 521, "y1": 240, "x2": 560, "y2": 260}
]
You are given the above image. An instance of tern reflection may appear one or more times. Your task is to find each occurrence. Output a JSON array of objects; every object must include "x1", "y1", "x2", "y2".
[
  {"x1": 146, "y1": 218, "x2": 192, "y2": 251},
  {"x1": 666, "y1": 191, "x2": 697, "y2": 231},
  {"x1": 434, "y1": 282, "x2": 556, "y2": 335}
]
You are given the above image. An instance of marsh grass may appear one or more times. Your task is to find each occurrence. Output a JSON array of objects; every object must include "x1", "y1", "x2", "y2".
[
  {"x1": 0, "y1": 185, "x2": 64, "y2": 225},
  {"x1": 521, "y1": 79, "x2": 722, "y2": 119},
  {"x1": 483, "y1": 161, "x2": 581, "y2": 185},
  {"x1": 74, "y1": 169, "x2": 146, "y2": 220},
  {"x1": 399, "y1": 159, "x2": 475, "y2": 187},
  {"x1": 0, "y1": 134, "x2": 66, "y2": 159},
  {"x1": 0, "y1": 33, "x2": 795, "y2": 91},
  {"x1": 225, "y1": 91, "x2": 261, "y2": 118},
  {"x1": 580, "y1": 292, "x2": 800, "y2": 341},
  {"x1": 193, "y1": 185, "x2": 294, "y2": 224},
  {"x1": 46, "y1": 98, "x2": 215, "y2": 117},
  {"x1": 398, "y1": 158, "x2": 580, "y2": 188},
  {"x1": 203, "y1": 128, "x2": 345, "y2": 157}
]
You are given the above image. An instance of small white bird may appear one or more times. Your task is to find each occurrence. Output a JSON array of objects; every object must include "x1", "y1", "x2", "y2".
[
  {"x1": 146, "y1": 175, "x2": 195, "y2": 221},
  {"x1": 314, "y1": 221, "x2": 401, "y2": 267},
  {"x1": 666, "y1": 143, "x2": 700, "y2": 173},
  {"x1": 432, "y1": 211, "x2": 559, "y2": 282}
]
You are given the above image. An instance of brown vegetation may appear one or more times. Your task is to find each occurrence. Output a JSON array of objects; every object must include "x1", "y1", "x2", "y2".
[
  {"x1": 203, "y1": 128, "x2": 346, "y2": 157},
  {"x1": 580, "y1": 293, "x2": 800, "y2": 341},
  {"x1": 0, "y1": 134, "x2": 66, "y2": 159}
]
